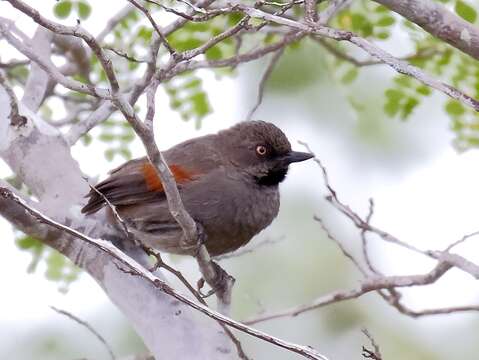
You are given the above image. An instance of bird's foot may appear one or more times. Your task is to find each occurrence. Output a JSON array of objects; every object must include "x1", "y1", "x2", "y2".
[{"x1": 197, "y1": 260, "x2": 235, "y2": 299}]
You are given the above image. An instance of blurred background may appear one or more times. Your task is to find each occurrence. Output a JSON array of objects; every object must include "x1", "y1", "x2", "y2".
[{"x1": 2, "y1": 1, "x2": 479, "y2": 359}]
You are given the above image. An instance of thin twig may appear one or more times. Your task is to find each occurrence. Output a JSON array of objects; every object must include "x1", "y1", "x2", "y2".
[
  {"x1": 0, "y1": 187, "x2": 330, "y2": 360},
  {"x1": 126, "y1": 0, "x2": 177, "y2": 56},
  {"x1": 50, "y1": 306, "x2": 116, "y2": 360},
  {"x1": 361, "y1": 328, "x2": 382, "y2": 360},
  {"x1": 247, "y1": 47, "x2": 284, "y2": 120}
]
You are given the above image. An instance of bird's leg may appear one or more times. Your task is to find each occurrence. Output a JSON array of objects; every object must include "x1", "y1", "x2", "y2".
[{"x1": 194, "y1": 222, "x2": 235, "y2": 315}]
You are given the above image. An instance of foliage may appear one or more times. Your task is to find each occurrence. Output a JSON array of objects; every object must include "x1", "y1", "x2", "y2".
[
  {"x1": 15, "y1": 234, "x2": 80, "y2": 293},
  {"x1": 8, "y1": 0, "x2": 474, "y2": 287},
  {"x1": 324, "y1": 0, "x2": 479, "y2": 150},
  {"x1": 54, "y1": 0, "x2": 91, "y2": 20}
]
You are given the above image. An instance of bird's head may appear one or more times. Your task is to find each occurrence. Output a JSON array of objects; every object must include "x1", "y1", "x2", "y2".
[{"x1": 218, "y1": 121, "x2": 313, "y2": 186}]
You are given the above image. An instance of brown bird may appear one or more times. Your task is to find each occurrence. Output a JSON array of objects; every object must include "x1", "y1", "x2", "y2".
[{"x1": 82, "y1": 121, "x2": 313, "y2": 256}]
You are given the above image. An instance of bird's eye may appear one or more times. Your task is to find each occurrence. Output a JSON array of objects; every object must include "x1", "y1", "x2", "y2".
[{"x1": 256, "y1": 145, "x2": 267, "y2": 156}]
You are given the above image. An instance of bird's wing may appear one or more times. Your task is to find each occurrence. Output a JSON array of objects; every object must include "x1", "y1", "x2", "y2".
[
  {"x1": 81, "y1": 157, "x2": 198, "y2": 214},
  {"x1": 81, "y1": 134, "x2": 221, "y2": 215}
]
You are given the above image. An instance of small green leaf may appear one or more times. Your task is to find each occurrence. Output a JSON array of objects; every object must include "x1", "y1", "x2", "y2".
[
  {"x1": 189, "y1": 92, "x2": 210, "y2": 117},
  {"x1": 400, "y1": 97, "x2": 419, "y2": 119},
  {"x1": 119, "y1": 148, "x2": 132, "y2": 160},
  {"x1": 105, "y1": 148, "x2": 115, "y2": 161},
  {"x1": 264, "y1": 33, "x2": 278, "y2": 44},
  {"x1": 183, "y1": 78, "x2": 202, "y2": 89},
  {"x1": 376, "y1": 31, "x2": 390, "y2": 40},
  {"x1": 77, "y1": 1, "x2": 92, "y2": 20},
  {"x1": 416, "y1": 85, "x2": 432, "y2": 96},
  {"x1": 16, "y1": 236, "x2": 41, "y2": 250},
  {"x1": 99, "y1": 133, "x2": 116, "y2": 142},
  {"x1": 171, "y1": 99, "x2": 182, "y2": 109},
  {"x1": 384, "y1": 100, "x2": 399, "y2": 117},
  {"x1": 374, "y1": 5, "x2": 389, "y2": 12},
  {"x1": 205, "y1": 46, "x2": 223, "y2": 61},
  {"x1": 376, "y1": 16, "x2": 395, "y2": 27},
  {"x1": 120, "y1": 132, "x2": 135, "y2": 142},
  {"x1": 45, "y1": 252, "x2": 66, "y2": 281},
  {"x1": 455, "y1": 1, "x2": 477, "y2": 23},
  {"x1": 54, "y1": 1, "x2": 72, "y2": 19},
  {"x1": 81, "y1": 133, "x2": 92, "y2": 146},
  {"x1": 341, "y1": 68, "x2": 358, "y2": 84},
  {"x1": 137, "y1": 27, "x2": 153, "y2": 42},
  {"x1": 385, "y1": 88, "x2": 404, "y2": 101},
  {"x1": 394, "y1": 75, "x2": 412, "y2": 87},
  {"x1": 445, "y1": 100, "x2": 466, "y2": 116}
]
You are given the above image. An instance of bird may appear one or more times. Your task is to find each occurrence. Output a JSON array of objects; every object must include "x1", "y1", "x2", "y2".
[{"x1": 82, "y1": 121, "x2": 313, "y2": 256}]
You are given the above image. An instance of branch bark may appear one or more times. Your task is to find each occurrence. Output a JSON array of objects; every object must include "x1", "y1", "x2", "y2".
[
  {"x1": 372, "y1": 0, "x2": 479, "y2": 61},
  {"x1": 0, "y1": 84, "x2": 235, "y2": 360}
]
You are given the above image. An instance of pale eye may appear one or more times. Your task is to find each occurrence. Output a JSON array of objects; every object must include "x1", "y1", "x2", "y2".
[{"x1": 256, "y1": 145, "x2": 267, "y2": 156}]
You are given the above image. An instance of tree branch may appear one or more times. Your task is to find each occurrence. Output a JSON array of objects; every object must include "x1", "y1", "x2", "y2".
[
  {"x1": 0, "y1": 186, "x2": 330, "y2": 360},
  {"x1": 373, "y1": 0, "x2": 479, "y2": 61}
]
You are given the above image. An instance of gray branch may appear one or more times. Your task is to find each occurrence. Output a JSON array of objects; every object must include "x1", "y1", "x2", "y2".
[{"x1": 373, "y1": 0, "x2": 479, "y2": 61}]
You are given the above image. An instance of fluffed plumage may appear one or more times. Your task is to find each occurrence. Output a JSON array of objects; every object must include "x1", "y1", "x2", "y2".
[{"x1": 82, "y1": 121, "x2": 312, "y2": 256}]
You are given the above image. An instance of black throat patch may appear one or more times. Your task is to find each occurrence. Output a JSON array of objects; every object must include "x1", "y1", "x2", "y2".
[{"x1": 255, "y1": 168, "x2": 288, "y2": 186}]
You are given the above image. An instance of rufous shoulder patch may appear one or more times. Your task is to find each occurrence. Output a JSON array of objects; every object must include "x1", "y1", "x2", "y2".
[{"x1": 142, "y1": 162, "x2": 195, "y2": 191}]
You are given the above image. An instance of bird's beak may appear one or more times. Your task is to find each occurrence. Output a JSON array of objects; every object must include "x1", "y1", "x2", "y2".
[{"x1": 282, "y1": 151, "x2": 314, "y2": 164}]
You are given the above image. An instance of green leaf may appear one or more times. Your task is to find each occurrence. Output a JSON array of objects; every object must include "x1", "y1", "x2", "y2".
[
  {"x1": 455, "y1": 1, "x2": 477, "y2": 23},
  {"x1": 16, "y1": 236, "x2": 41, "y2": 250},
  {"x1": 183, "y1": 78, "x2": 202, "y2": 89},
  {"x1": 105, "y1": 148, "x2": 115, "y2": 161},
  {"x1": 385, "y1": 88, "x2": 404, "y2": 101},
  {"x1": 99, "y1": 133, "x2": 116, "y2": 142},
  {"x1": 351, "y1": 13, "x2": 373, "y2": 37},
  {"x1": 54, "y1": 1, "x2": 72, "y2": 19},
  {"x1": 137, "y1": 27, "x2": 153, "y2": 42},
  {"x1": 416, "y1": 85, "x2": 432, "y2": 96},
  {"x1": 81, "y1": 133, "x2": 92, "y2": 146},
  {"x1": 445, "y1": 100, "x2": 466, "y2": 116},
  {"x1": 341, "y1": 68, "x2": 358, "y2": 84},
  {"x1": 376, "y1": 31, "x2": 390, "y2": 40},
  {"x1": 400, "y1": 97, "x2": 419, "y2": 119},
  {"x1": 264, "y1": 33, "x2": 278, "y2": 44},
  {"x1": 189, "y1": 92, "x2": 210, "y2": 117},
  {"x1": 394, "y1": 75, "x2": 412, "y2": 87},
  {"x1": 374, "y1": 5, "x2": 389, "y2": 13},
  {"x1": 119, "y1": 148, "x2": 132, "y2": 160},
  {"x1": 45, "y1": 252, "x2": 66, "y2": 281},
  {"x1": 384, "y1": 100, "x2": 399, "y2": 117},
  {"x1": 173, "y1": 38, "x2": 203, "y2": 52},
  {"x1": 376, "y1": 16, "x2": 395, "y2": 27},
  {"x1": 120, "y1": 132, "x2": 135, "y2": 142},
  {"x1": 205, "y1": 46, "x2": 223, "y2": 61},
  {"x1": 77, "y1": 1, "x2": 92, "y2": 20}
]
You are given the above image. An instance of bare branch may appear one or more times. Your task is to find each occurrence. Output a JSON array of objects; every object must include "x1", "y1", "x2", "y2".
[
  {"x1": 0, "y1": 59, "x2": 29, "y2": 69},
  {"x1": 304, "y1": 0, "x2": 318, "y2": 23},
  {"x1": 247, "y1": 48, "x2": 284, "y2": 120},
  {"x1": 0, "y1": 71, "x2": 24, "y2": 126},
  {"x1": 126, "y1": 0, "x2": 177, "y2": 56},
  {"x1": 0, "y1": 186, "x2": 330, "y2": 360},
  {"x1": 0, "y1": 20, "x2": 109, "y2": 98},
  {"x1": 104, "y1": 46, "x2": 147, "y2": 63},
  {"x1": 373, "y1": 0, "x2": 479, "y2": 61},
  {"x1": 230, "y1": 4, "x2": 479, "y2": 112},
  {"x1": 361, "y1": 329, "x2": 382, "y2": 360},
  {"x1": 244, "y1": 261, "x2": 452, "y2": 325},
  {"x1": 5, "y1": 0, "x2": 120, "y2": 93}
]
